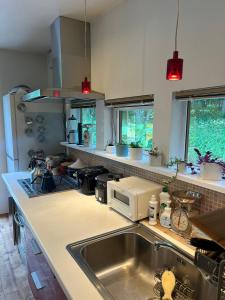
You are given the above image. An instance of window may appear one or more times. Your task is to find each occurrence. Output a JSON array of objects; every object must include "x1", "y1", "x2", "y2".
[
  {"x1": 117, "y1": 106, "x2": 154, "y2": 149},
  {"x1": 81, "y1": 107, "x2": 96, "y2": 145},
  {"x1": 70, "y1": 107, "x2": 96, "y2": 145},
  {"x1": 186, "y1": 98, "x2": 225, "y2": 163}
]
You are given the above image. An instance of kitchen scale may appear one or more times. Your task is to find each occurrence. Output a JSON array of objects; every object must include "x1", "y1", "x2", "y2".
[{"x1": 171, "y1": 190, "x2": 202, "y2": 237}]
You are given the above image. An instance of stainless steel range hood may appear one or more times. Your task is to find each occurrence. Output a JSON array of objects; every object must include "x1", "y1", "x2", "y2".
[{"x1": 22, "y1": 16, "x2": 104, "y2": 103}]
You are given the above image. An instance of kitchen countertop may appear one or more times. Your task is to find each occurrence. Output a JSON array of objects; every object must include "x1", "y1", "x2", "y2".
[
  {"x1": 2, "y1": 172, "x2": 197, "y2": 300},
  {"x1": 2, "y1": 172, "x2": 132, "y2": 300}
]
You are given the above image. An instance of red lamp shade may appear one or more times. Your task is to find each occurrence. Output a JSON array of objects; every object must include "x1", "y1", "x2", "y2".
[
  {"x1": 82, "y1": 77, "x2": 91, "y2": 94},
  {"x1": 166, "y1": 51, "x2": 183, "y2": 80}
]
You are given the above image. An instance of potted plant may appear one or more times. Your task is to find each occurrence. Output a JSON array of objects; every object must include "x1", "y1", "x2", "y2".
[
  {"x1": 129, "y1": 142, "x2": 143, "y2": 160},
  {"x1": 167, "y1": 157, "x2": 187, "y2": 173},
  {"x1": 194, "y1": 148, "x2": 223, "y2": 181},
  {"x1": 105, "y1": 140, "x2": 115, "y2": 154},
  {"x1": 116, "y1": 142, "x2": 129, "y2": 157},
  {"x1": 149, "y1": 146, "x2": 162, "y2": 166}
]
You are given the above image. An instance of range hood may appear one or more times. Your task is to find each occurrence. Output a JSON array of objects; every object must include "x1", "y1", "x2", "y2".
[{"x1": 23, "y1": 16, "x2": 104, "y2": 103}]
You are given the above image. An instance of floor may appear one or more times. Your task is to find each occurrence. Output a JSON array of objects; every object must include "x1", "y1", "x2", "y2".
[{"x1": 0, "y1": 215, "x2": 34, "y2": 300}]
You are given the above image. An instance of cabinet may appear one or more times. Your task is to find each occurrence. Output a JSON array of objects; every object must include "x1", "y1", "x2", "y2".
[
  {"x1": 8, "y1": 198, "x2": 67, "y2": 300},
  {"x1": 25, "y1": 225, "x2": 67, "y2": 300}
]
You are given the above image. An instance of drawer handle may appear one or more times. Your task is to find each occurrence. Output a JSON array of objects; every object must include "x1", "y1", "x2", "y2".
[
  {"x1": 31, "y1": 271, "x2": 45, "y2": 290},
  {"x1": 31, "y1": 239, "x2": 42, "y2": 255},
  {"x1": 14, "y1": 212, "x2": 24, "y2": 227}
]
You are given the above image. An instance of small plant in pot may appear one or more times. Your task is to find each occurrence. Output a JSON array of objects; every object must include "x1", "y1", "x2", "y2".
[
  {"x1": 149, "y1": 146, "x2": 162, "y2": 166},
  {"x1": 105, "y1": 140, "x2": 115, "y2": 154},
  {"x1": 167, "y1": 157, "x2": 187, "y2": 173},
  {"x1": 129, "y1": 142, "x2": 143, "y2": 160},
  {"x1": 194, "y1": 148, "x2": 224, "y2": 181},
  {"x1": 116, "y1": 142, "x2": 129, "y2": 157}
]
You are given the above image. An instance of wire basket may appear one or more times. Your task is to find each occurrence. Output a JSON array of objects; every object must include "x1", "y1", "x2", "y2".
[
  {"x1": 194, "y1": 249, "x2": 225, "y2": 300},
  {"x1": 153, "y1": 270, "x2": 195, "y2": 300}
]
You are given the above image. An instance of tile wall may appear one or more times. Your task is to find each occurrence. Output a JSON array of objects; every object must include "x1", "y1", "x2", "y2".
[{"x1": 69, "y1": 149, "x2": 225, "y2": 214}]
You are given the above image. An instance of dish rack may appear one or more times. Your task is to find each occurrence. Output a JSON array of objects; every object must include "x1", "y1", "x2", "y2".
[
  {"x1": 153, "y1": 270, "x2": 196, "y2": 300},
  {"x1": 195, "y1": 249, "x2": 225, "y2": 300}
]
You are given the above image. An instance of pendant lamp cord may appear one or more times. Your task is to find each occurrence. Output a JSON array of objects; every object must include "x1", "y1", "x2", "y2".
[
  {"x1": 84, "y1": 0, "x2": 87, "y2": 59},
  {"x1": 175, "y1": 0, "x2": 180, "y2": 51}
]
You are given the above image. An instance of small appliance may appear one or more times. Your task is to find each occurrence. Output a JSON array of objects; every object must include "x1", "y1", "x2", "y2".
[
  {"x1": 107, "y1": 176, "x2": 162, "y2": 221},
  {"x1": 170, "y1": 190, "x2": 202, "y2": 237},
  {"x1": 41, "y1": 170, "x2": 56, "y2": 193},
  {"x1": 75, "y1": 166, "x2": 108, "y2": 195},
  {"x1": 95, "y1": 173, "x2": 122, "y2": 204}
]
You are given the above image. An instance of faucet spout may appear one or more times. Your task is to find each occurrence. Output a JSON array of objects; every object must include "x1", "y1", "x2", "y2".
[{"x1": 154, "y1": 241, "x2": 187, "y2": 258}]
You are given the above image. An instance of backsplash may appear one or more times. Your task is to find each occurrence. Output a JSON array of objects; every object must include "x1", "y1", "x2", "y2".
[{"x1": 69, "y1": 149, "x2": 225, "y2": 214}]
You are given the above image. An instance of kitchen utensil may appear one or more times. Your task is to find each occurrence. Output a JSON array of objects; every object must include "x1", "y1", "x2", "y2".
[
  {"x1": 83, "y1": 128, "x2": 90, "y2": 146},
  {"x1": 67, "y1": 130, "x2": 77, "y2": 144},
  {"x1": 68, "y1": 159, "x2": 86, "y2": 169},
  {"x1": 35, "y1": 115, "x2": 44, "y2": 124},
  {"x1": 190, "y1": 237, "x2": 225, "y2": 252},
  {"x1": 25, "y1": 127, "x2": 33, "y2": 136},
  {"x1": 17, "y1": 103, "x2": 27, "y2": 112},
  {"x1": 41, "y1": 170, "x2": 56, "y2": 193},
  {"x1": 190, "y1": 207, "x2": 225, "y2": 251},
  {"x1": 25, "y1": 116, "x2": 33, "y2": 126},
  {"x1": 37, "y1": 126, "x2": 46, "y2": 134},
  {"x1": 171, "y1": 190, "x2": 202, "y2": 236},
  {"x1": 161, "y1": 270, "x2": 175, "y2": 300}
]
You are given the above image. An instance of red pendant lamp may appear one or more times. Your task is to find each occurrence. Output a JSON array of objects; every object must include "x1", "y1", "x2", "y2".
[
  {"x1": 166, "y1": 0, "x2": 183, "y2": 81},
  {"x1": 82, "y1": 0, "x2": 91, "y2": 94}
]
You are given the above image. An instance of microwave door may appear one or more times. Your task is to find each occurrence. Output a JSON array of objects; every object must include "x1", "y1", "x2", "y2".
[{"x1": 111, "y1": 188, "x2": 137, "y2": 221}]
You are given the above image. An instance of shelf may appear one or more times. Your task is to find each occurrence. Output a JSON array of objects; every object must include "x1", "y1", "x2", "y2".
[{"x1": 60, "y1": 142, "x2": 225, "y2": 195}]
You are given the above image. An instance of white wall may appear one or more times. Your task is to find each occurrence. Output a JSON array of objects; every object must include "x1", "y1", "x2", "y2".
[
  {"x1": 91, "y1": 0, "x2": 225, "y2": 161},
  {"x1": 0, "y1": 49, "x2": 47, "y2": 213}
]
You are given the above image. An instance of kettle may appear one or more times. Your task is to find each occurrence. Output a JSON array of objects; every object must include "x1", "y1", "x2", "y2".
[{"x1": 41, "y1": 170, "x2": 56, "y2": 193}]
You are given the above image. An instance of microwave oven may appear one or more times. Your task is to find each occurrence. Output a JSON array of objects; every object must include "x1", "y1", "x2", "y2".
[{"x1": 107, "y1": 176, "x2": 162, "y2": 221}]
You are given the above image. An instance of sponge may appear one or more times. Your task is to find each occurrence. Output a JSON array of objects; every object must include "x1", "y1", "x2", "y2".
[{"x1": 161, "y1": 270, "x2": 176, "y2": 300}]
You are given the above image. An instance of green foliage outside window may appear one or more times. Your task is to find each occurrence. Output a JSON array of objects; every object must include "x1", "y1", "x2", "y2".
[
  {"x1": 120, "y1": 108, "x2": 154, "y2": 149},
  {"x1": 187, "y1": 98, "x2": 225, "y2": 163}
]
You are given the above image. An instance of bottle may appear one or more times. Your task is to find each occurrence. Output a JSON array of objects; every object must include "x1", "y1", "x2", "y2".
[
  {"x1": 159, "y1": 187, "x2": 170, "y2": 217},
  {"x1": 166, "y1": 199, "x2": 172, "y2": 208},
  {"x1": 149, "y1": 195, "x2": 158, "y2": 226},
  {"x1": 160, "y1": 207, "x2": 172, "y2": 228}
]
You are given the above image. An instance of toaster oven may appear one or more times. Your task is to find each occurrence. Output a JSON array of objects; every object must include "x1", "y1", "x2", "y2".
[{"x1": 107, "y1": 176, "x2": 162, "y2": 221}]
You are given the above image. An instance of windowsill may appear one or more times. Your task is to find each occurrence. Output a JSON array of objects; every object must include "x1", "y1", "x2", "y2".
[{"x1": 60, "y1": 142, "x2": 225, "y2": 195}]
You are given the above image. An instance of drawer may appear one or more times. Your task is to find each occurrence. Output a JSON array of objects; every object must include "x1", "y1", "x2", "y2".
[{"x1": 25, "y1": 226, "x2": 67, "y2": 300}]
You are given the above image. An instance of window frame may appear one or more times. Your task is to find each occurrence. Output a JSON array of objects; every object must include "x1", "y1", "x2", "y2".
[
  {"x1": 114, "y1": 104, "x2": 154, "y2": 146},
  {"x1": 184, "y1": 97, "x2": 225, "y2": 162}
]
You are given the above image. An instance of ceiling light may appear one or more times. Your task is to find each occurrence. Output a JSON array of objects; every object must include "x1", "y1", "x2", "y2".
[
  {"x1": 166, "y1": 0, "x2": 183, "y2": 81},
  {"x1": 82, "y1": 0, "x2": 91, "y2": 94}
]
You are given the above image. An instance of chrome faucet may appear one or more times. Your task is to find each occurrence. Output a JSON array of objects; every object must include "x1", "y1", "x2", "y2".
[{"x1": 154, "y1": 241, "x2": 188, "y2": 258}]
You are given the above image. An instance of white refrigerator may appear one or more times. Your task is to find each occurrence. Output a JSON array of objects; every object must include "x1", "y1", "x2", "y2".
[{"x1": 3, "y1": 93, "x2": 65, "y2": 172}]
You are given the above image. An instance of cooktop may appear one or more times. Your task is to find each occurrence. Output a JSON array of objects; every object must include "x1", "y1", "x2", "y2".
[{"x1": 18, "y1": 175, "x2": 78, "y2": 198}]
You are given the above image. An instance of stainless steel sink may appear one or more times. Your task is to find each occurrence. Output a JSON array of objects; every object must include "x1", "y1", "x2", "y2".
[{"x1": 67, "y1": 225, "x2": 217, "y2": 300}]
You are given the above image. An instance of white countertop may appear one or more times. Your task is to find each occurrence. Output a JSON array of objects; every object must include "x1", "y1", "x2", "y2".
[
  {"x1": 60, "y1": 142, "x2": 225, "y2": 195},
  {"x1": 2, "y1": 172, "x2": 132, "y2": 300}
]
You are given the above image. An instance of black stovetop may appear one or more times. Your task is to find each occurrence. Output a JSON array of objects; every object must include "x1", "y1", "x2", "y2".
[{"x1": 18, "y1": 175, "x2": 78, "y2": 198}]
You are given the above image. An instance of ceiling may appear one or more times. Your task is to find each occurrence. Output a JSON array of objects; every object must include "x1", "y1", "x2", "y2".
[{"x1": 0, "y1": 0, "x2": 123, "y2": 54}]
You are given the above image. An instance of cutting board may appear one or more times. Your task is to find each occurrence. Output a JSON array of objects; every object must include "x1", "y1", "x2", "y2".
[{"x1": 190, "y1": 207, "x2": 225, "y2": 250}]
